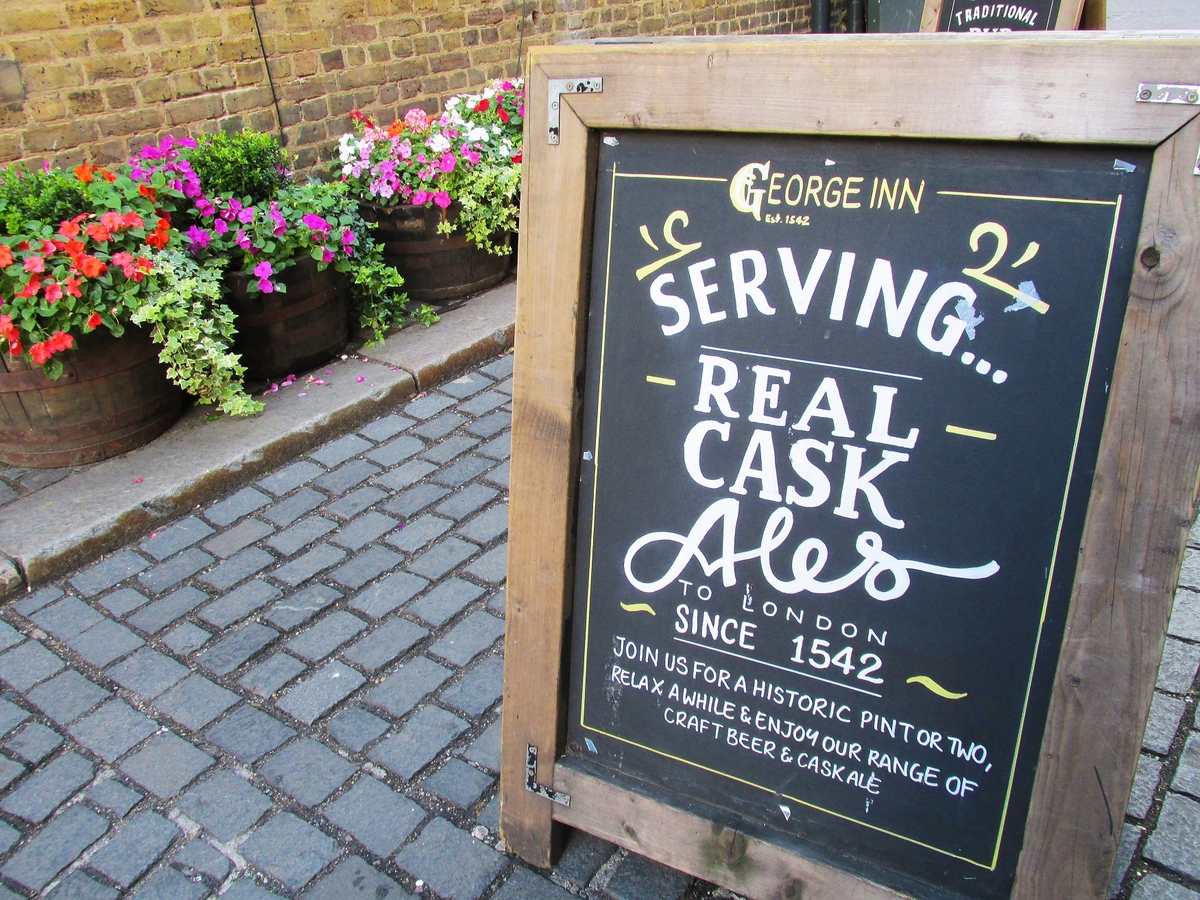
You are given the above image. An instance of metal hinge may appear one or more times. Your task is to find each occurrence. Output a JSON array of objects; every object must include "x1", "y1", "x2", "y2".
[
  {"x1": 525, "y1": 744, "x2": 571, "y2": 806},
  {"x1": 547, "y1": 77, "x2": 603, "y2": 144},
  {"x1": 1136, "y1": 83, "x2": 1200, "y2": 105}
]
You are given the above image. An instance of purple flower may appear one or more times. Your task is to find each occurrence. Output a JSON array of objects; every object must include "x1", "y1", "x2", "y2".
[
  {"x1": 196, "y1": 197, "x2": 216, "y2": 218},
  {"x1": 235, "y1": 229, "x2": 252, "y2": 250},
  {"x1": 254, "y1": 260, "x2": 275, "y2": 293},
  {"x1": 238, "y1": 207, "x2": 256, "y2": 224},
  {"x1": 268, "y1": 202, "x2": 287, "y2": 236},
  {"x1": 185, "y1": 225, "x2": 211, "y2": 251},
  {"x1": 321, "y1": 248, "x2": 336, "y2": 264},
  {"x1": 340, "y1": 228, "x2": 356, "y2": 257},
  {"x1": 302, "y1": 213, "x2": 330, "y2": 237},
  {"x1": 212, "y1": 219, "x2": 229, "y2": 235}
]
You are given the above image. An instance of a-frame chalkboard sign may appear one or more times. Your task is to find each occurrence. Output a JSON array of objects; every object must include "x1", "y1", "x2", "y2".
[
  {"x1": 919, "y1": 0, "x2": 1085, "y2": 31},
  {"x1": 501, "y1": 33, "x2": 1200, "y2": 900}
]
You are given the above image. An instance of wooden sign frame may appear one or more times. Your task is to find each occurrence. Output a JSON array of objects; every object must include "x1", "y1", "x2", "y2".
[
  {"x1": 501, "y1": 33, "x2": 1200, "y2": 900},
  {"x1": 919, "y1": 0, "x2": 1085, "y2": 30}
]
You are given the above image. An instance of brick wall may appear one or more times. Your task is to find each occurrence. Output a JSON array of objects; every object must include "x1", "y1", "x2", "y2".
[{"x1": 0, "y1": 0, "x2": 815, "y2": 174}]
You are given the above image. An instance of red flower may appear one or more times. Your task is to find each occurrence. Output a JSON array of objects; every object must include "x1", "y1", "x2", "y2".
[
  {"x1": 138, "y1": 184, "x2": 156, "y2": 202},
  {"x1": 85, "y1": 223, "x2": 111, "y2": 243},
  {"x1": 86, "y1": 312, "x2": 102, "y2": 330},
  {"x1": 74, "y1": 164, "x2": 95, "y2": 183},
  {"x1": 474, "y1": 98, "x2": 490, "y2": 113},
  {"x1": 99, "y1": 211, "x2": 124, "y2": 233},
  {"x1": 511, "y1": 150, "x2": 522, "y2": 165},
  {"x1": 97, "y1": 168, "x2": 116, "y2": 184},
  {"x1": 65, "y1": 240, "x2": 86, "y2": 263},
  {"x1": 29, "y1": 341, "x2": 52, "y2": 365},
  {"x1": 64, "y1": 276, "x2": 82, "y2": 298},
  {"x1": 145, "y1": 224, "x2": 170, "y2": 250},
  {"x1": 497, "y1": 107, "x2": 510, "y2": 124},
  {"x1": 80, "y1": 256, "x2": 107, "y2": 278},
  {"x1": 17, "y1": 276, "x2": 41, "y2": 298},
  {"x1": 121, "y1": 211, "x2": 144, "y2": 230},
  {"x1": 7, "y1": 339, "x2": 22, "y2": 357},
  {"x1": 0, "y1": 244, "x2": 14, "y2": 267},
  {"x1": 43, "y1": 281, "x2": 63, "y2": 303}
]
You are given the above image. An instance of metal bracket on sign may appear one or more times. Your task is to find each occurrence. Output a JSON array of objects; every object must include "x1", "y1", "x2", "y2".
[
  {"x1": 525, "y1": 744, "x2": 571, "y2": 806},
  {"x1": 1195, "y1": 143, "x2": 1200, "y2": 177},
  {"x1": 1136, "y1": 83, "x2": 1200, "y2": 105},
  {"x1": 547, "y1": 77, "x2": 603, "y2": 144}
]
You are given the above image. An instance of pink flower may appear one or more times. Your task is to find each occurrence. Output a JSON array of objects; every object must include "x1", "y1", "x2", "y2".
[
  {"x1": 432, "y1": 191, "x2": 452, "y2": 209},
  {"x1": 253, "y1": 260, "x2": 274, "y2": 292},
  {"x1": 410, "y1": 190, "x2": 430, "y2": 206},
  {"x1": 185, "y1": 225, "x2": 211, "y2": 251},
  {"x1": 302, "y1": 214, "x2": 330, "y2": 237},
  {"x1": 23, "y1": 257, "x2": 45, "y2": 274},
  {"x1": 212, "y1": 219, "x2": 229, "y2": 235},
  {"x1": 235, "y1": 229, "x2": 252, "y2": 250},
  {"x1": 238, "y1": 207, "x2": 256, "y2": 224},
  {"x1": 321, "y1": 248, "x2": 336, "y2": 264},
  {"x1": 438, "y1": 152, "x2": 456, "y2": 173},
  {"x1": 340, "y1": 229, "x2": 356, "y2": 257}
]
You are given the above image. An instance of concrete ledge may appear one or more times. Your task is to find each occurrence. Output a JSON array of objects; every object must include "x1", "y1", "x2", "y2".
[{"x1": 0, "y1": 282, "x2": 516, "y2": 595}]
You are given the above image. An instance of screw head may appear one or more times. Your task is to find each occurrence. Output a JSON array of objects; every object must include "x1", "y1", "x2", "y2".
[
  {"x1": 1140, "y1": 88, "x2": 1153, "y2": 100},
  {"x1": 1187, "y1": 90, "x2": 1199, "y2": 103},
  {"x1": 1141, "y1": 246, "x2": 1161, "y2": 269}
]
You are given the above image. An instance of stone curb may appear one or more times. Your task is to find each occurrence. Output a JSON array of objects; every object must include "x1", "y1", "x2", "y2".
[{"x1": 0, "y1": 283, "x2": 516, "y2": 596}]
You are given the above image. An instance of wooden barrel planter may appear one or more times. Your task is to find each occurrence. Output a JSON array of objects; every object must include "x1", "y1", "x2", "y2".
[
  {"x1": 360, "y1": 201, "x2": 512, "y2": 305},
  {"x1": 0, "y1": 324, "x2": 185, "y2": 468},
  {"x1": 225, "y1": 255, "x2": 349, "y2": 381}
]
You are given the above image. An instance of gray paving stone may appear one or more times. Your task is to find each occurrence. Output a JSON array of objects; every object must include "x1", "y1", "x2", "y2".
[
  {"x1": 177, "y1": 770, "x2": 274, "y2": 842},
  {"x1": 605, "y1": 852, "x2": 692, "y2": 900},
  {"x1": 0, "y1": 698, "x2": 30, "y2": 737},
  {"x1": 119, "y1": 733, "x2": 214, "y2": 798},
  {"x1": 203, "y1": 518, "x2": 275, "y2": 559},
  {"x1": 458, "y1": 390, "x2": 508, "y2": 417},
  {"x1": 303, "y1": 855, "x2": 410, "y2": 900},
  {"x1": 199, "y1": 579, "x2": 281, "y2": 629},
  {"x1": 330, "y1": 511, "x2": 399, "y2": 551},
  {"x1": 28, "y1": 669, "x2": 110, "y2": 725},
  {"x1": 440, "y1": 372, "x2": 493, "y2": 399},
  {"x1": 277, "y1": 660, "x2": 366, "y2": 725},
  {"x1": 493, "y1": 868, "x2": 575, "y2": 900},
  {"x1": 477, "y1": 793, "x2": 500, "y2": 833},
  {"x1": 262, "y1": 487, "x2": 326, "y2": 528},
  {"x1": 221, "y1": 880, "x2": 285, "y2": 900},
  {"x1": 128, "y1": 866, "x2": 208, "y2": 899},
  {"x1": 424, "y1": 758, "x2": 492, "y2": 807},
  {"x1": 138, "y1": 547, "x2": 214, "y2": 594},
  {"x1": 5, "y1": 721, "x2": 62, "y2": 763},
  {"x1": 67, "y1": 618, "x2": 145, "y2": 667},
  {"x1": 1174, "y1": 731, "x2": 1200, "y2": 798},
  {"x1": 68, "y1": 700, "x2": 157, "y2": 762},
  {"x1": 457, "y1": 503, "x2": 508, "y2": 544},
  {"x1": 342, "y1": 617, "x2": 428, "y2": 672},
  {"x1": 326, "y1": 706, "x2": 389, "y2": 753},
  {"x1": 0, "y1": 756, "x2": 22, "y2": 791},
  {"x1": 322, "y1": 775, "x2": 425, "y2": 857},
  {"x1": 330, "y1": 545, "x2": 403, "y2": 590},
  {"x1": 259, "y1": 737, "x2": 356, "y2": 805},
  {"x1": 127, "y1": 586, "x2": 209, "y2": 634},
  {"x1": 1127, "y1": 752, "x2": 1163, "y2": 818},
  {"x1": 366, "y1": 656, "x2": 453, "y2": 718},
  {"x1": 240, "y1": 812, "x2": 339, "y2": 892},
  {"x1": 370, "y1": 706, "x2": 468, "y2": 780},
  {"x1": 195, "y1": 624, "x2": 273, "y2": 677},
  {"x1": 70, "y1": 551, "x2": 151, "y2": 597},
  {"x1": 349, "y1": 570, "x2": 428, "y2": 619},
  {"x1": 108, "y1": 647, "x2": 189, "y2": 699},
  {"x1": 493, "y1": 376, "x2": 512, "y2": 395},
  {"x1": 553, "y1": 829, "x2": 616, "y2": 888},
  {"x1": 0, "y1": 820, "x2": 16, "y2": 855},
  {"x1": 154, "y1": 674, "x2": 239, "y2": 730},
  {"x1": 315, "y1": 434, "x2": 375, "y2": 468},
  {"x1": 89, "y1": 810, "x2": 179, "y2": 887},
  {"x1": 259, "y1": 460, "x2": 326, "y2": 496},
  {"x1": 464, "y1": 410, "x2": 511, "y2": 439},
  {"x1": 405, "y1": 393, "x2": 456, "y2": 419},
  {"x1": 432, "y1": 455, "x2": 495, "y2": 488},
  {"x1": 436, "y1": 485, "x2": 499, "y2": 522},
  {"x1": 395, "y1": 817, "x2": 505, "y2": 900},
  {"x1": 1169, "y1": 588, "x2": 1200, "y2": 642},
  {"x1": 1143, "y1": 691, "x2": 1187, "y2": 754},
  {"x1": 205, "y1": 704, "x2": 295, "y2": 763},
  {"x1": 365, "y1": 435, "x2": 424, "y2": 467},
  {"x1": 483, "y1": 460, "x2": 509, "y2": 488},
  {"x1": 480, "y1": 355, "x2": 513, "y2": 379},
  {"x1": 0, "y1": 805, "x2": 108, "y2": 892},
  {"x1": 325, "y1": 485, "x2": 389, "y2": 521},
  {"x1": 360, "y1": 414, "x2": 415, "y2": 442},
  {"x1": 286, "y1": 611, "x2": 369, "y2": 661},
  {"x1": 464, "y1": 544, "x2": 507, "y2": 585},
  {"x1": 407, "y1": 578, "x2": 484, "y2": 627},
  {"x1": 315, "y1": 459, "x2": 380, "y2": 495},
  {"x1": 239, "y1": 653, "x2": 307, "y2": 699},
  {"x1": 272, "y1": 544, "x2": 347, "y2": 587},
  {"x1": 31, "y1": 597, "x2": 104, "y2": 641},
  {"x1": 95, "y1": 585, "x2": 153, "y2": 618},
  {"x1": 375, "y1": 461, "x2": 438, "y2": 495},
  {"x1": 1178, "y1": 548, "x2": 1200, "y2": 592},
  {"x1": 477, "y1": 433, "x2": 510, "y2": 461},
  {"x1": 429, "y1": 612, "x2": 505, "y2": 666},
  {"x1": 1, "y1": 751, "x2": 93, "y2": 822},
  {"x1": 265, "y1": 584, "x2": 343, "y2": 632},
  {"x1": 163, "y1": 622, "x2": 213, "y2": 655},
  {"x1": 407, "y1": 537, "x2": 479, "y2": 581},
  {"x1": 444, "y1": 657, "x2": 505, "y2": 719},
  {"x1": 141, "y1": 518, "x2": 216, "y2": 562},
  {"x1": 1157, "y1": 637, "x2": 1200, "y2": 694},
  {"x1": 422, "y1": 434, "x2": 480, "y2": 465},
  {"x1": 268, "y1": 516, "x2": 339, "y2": 556},
  {"x1": 0, "y1": 639, "x2": 65, "y2": 690},
  {"x1": 0, "y1": 622, "x2": 22, "y2": 654},
  {"x1": 1144, "y1": 791, "x2": 1200, "y2": 880},
  {"x1": 172, "y1": 838, "x2": 231, "y2": 881},
  {"x1": 204, "y1": 487, "x2": 271, "y2": 527},
  {"x1": 87, "y1": 778, "x2": 142, "y2": 817},
  {"x1": 1130, "y1": 874, "x2": 1200, "y2": 900},
  {"x1": 12, "y1": 585, "x2": 64, "y2": 616},
  {"x1": 200, "y1": 546, "x2": 275, "y2": 590},
  {"x1": 413, "y1": 411, "x2": 466, "y2": 440},
  {"x1": 385, "y1": 483, "x2": 451, "y2": 519},
  {"x1": 45, "y1": 870, "x2": 118, "y2": 900}
]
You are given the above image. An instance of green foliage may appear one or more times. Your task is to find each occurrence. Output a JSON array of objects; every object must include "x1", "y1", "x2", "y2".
[
  {"x1": 349, "y1": 241, "x2": 438, "y2": 345},
  {"x1": 187, "y1": 131, "x2": 290, "y2": 204},
  {"x1": 0, "y1": 164, "x2": 90, "y2": 236},
  {"x1": 436, "y1": 162, "x2": 520, "y2": 256},
  {"x1": 132, "y1": 249, "x2": 263, "y2": 416}
]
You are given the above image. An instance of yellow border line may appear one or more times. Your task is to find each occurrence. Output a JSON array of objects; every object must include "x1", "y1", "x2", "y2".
[
  {"x1": 615, "y1": 173, "x2": 729, "y2": 182},
  {"x1": 937, "y1": 190, "x2": 1117, "y2": 206},
  {"x1": 946, "y1": 425, "x2": 997, "y2": 441},
  {"x1": 645, "y1": 376, "x2": 676, "y2": 386}
]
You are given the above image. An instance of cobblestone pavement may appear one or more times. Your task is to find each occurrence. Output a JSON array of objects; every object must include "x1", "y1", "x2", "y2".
[{"x1": 0, "y1": 350, "x2": 1195, "y2": 899}]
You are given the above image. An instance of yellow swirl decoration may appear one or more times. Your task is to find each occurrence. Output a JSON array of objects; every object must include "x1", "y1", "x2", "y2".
[
  {"x1": 906, "y1": 675, "x2": 967, "y2": 700},
  {"x1": 620, "y1": 602, "x2": 656, "y2": 615}
]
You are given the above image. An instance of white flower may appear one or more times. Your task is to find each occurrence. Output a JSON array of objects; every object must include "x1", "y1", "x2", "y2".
[
  {"x1": 467, "y1": 126, "x2": 489, "y2": 143},
  {"x1": 427, "y1": 133, "x2": 451, "y2": 153}
]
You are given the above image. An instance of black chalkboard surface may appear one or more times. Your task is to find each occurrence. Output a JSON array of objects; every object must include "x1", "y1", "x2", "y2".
[
  {"x1": 939, "y1": 0, "x2": 1058, "y2": 30},
  {"x1": 567, "y1": 132, "x2": 1151, "y2": 900}
]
